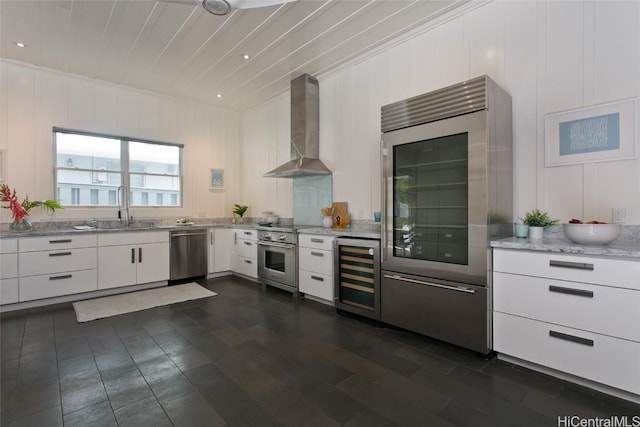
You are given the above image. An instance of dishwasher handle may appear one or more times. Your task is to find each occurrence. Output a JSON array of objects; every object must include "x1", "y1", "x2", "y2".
[{"x1": 171, "y1": 231, "x2": 207, "y2": 238}]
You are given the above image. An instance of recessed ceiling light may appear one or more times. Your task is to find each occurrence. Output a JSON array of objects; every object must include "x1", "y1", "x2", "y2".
[
  {"x1": 14, "y1": 42, "x2": 26, "y2": 48},
  {"x1": 216, "y1": 94, "x2": 223, "y2": 98},
  {"x1": 242, "y1": 53, "x2": 250, "y2": 60}
]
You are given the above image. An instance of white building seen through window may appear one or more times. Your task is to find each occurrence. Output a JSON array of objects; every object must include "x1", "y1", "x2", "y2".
[{"x1": 54, "y1": 129, "x2": 183, "y2": 207}]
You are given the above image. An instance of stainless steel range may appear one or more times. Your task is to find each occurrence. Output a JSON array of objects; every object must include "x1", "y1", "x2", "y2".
[{"x1": 257, "y1": 228, "x2": 298, "y2": 296}]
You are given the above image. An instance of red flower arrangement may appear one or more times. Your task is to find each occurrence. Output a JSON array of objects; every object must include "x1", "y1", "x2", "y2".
[{"x1": 1, "y1": 184, "x2": 63, "y2": 223}]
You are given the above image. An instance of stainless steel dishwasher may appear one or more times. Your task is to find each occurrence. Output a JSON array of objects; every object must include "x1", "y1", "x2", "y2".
[{"x1": 170, "y1": 229, "x2": 208, "y2": 283}]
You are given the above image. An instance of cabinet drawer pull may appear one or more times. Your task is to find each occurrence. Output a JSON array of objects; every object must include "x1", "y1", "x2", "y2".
[
  {"x1": 49, "y1": 239, "x2": 72, "y2": 244},
  {"x1": 549, "y1": 285, "x2": 593, "y2": 298},
  {"x1": 549, "y1": 330, "x2": 594, "y2": 347},
  {"x1": 244, "y1": 259, "x2": 252, "y2": 264},
  {"x1": 244, "y1": 241, "x2": 252, "y2": 246},
  {"x1": 311, "y1": 275, "x2": 324, "y2": 282},
  {"x1": 131, "y1": 248, "x2": 135, "y2": 263},
  {"x1": 49, "y1": 252, "x2": 72, "y2": 257},
  {"x1": 244, "y1": 231, "x2": 253, "y2": 236},
  {"x1": 49, "y1": 274, "x2": 72, "y2": 281},
  {"x1": 139, "y1": 248, "x2": 142, "y2": 263},
  {"x1": 310, "y1": 238, "x2": 324, "y2": 243},
  {"x1": 549, "y1": 260, "x2": 594, "y2": 270},
  {"x1": 310, "y1": 251, "x2": 324, "y2": 257}
]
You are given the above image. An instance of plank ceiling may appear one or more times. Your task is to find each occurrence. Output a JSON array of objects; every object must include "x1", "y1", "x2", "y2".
[{"x1": 0, "y1": 0, "x2": 466, "y2": 111}]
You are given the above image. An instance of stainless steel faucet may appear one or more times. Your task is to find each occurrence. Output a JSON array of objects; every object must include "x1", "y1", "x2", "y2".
[{"x1": 117, "y1": 185, "x2": 130, "y2": 226}]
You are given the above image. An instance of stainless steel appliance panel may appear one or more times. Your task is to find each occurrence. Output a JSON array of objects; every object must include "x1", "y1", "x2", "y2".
[
  {"x1": 381, "y1": 270, "x2": 490, "y2": 354},
  {"x1": 170, "y1": 230, "x2": 207, "y2": 282}
]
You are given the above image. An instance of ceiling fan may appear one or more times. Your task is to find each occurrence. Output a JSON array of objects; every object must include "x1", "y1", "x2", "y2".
[{"x1": 161, "y1": 0, "x2": 297, "y2": 16}]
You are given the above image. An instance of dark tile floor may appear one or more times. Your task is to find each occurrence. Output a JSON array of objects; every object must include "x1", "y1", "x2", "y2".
[{"x1": 1, "y1": 276, "x2": 639, "y2": 426}]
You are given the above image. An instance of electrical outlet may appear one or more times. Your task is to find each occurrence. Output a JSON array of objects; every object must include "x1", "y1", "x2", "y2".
[{"x1": 612, "y1": 208, "x2": 626, "y2": 224}]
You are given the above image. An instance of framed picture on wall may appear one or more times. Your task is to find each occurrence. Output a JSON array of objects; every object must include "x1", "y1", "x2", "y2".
[
  {"x1": 209, "y1": 169, "x2": 224, "y2": 190},
  {"x1": 545, "y1": 98, "x2": 637, "y2": 167}
]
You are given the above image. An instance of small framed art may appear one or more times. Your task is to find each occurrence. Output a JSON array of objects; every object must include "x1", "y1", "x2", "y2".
[
  {"x1": 545, "y1": 98, "x2": 637, "y2": 167},
  {"x1": 210, "y1": 169, "x2": 224, "y2": 190}
]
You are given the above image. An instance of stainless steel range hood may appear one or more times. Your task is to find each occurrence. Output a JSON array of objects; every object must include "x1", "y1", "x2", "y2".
[{"x1": 264, "y1": 74, "x2": 331, "y2": 178}]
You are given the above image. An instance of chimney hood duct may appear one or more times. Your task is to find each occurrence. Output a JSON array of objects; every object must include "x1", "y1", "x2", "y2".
[{"x1": 264, "y1": 74, "x2": 331, "y2": 178}]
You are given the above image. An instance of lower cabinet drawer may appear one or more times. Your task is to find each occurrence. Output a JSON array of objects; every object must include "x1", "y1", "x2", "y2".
[
  {"x1": 494, "y1": 312, "x2": 640, "y2": 395},
  {"x1": 298, "y1": 247, "x2": 333, "y2": 273},
  {"x1": 493, "y1": 249, "x2": 640, "y2": 291},
  {"x1": 235, "y1": 256, "x2": 257, "y2": 278},
  {"x1": 19, "y1": 248, "x2": 97, "y2": 277},
  {"x1": 298, "y1": 234, "x2": 334, "y2": 251},
  {"x1": 1, "y1": 278, "x2": 19, "y2": 304},
  {"x1": 1, "y1": 253, "x2": 18, "y2": 279},
  {"x1": 494, "y1": 272, "x2": 640, "y2": 342},
  {"x1": 237, "y1": 240, "x2": 257, "y2": 259},
  {"x1": 299, "y1": 269, "x2": 333, "y2": 302},
  {"x1": 19, "y1": 269, "x2": 98, "y2": 301}
]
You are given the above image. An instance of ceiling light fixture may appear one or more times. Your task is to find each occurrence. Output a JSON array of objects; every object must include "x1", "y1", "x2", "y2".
[
  {"x1": 14, "y1": 42, "x2": 26, "y2": 48},
  {"x1": 216, "y1": 93, "x2": 223, "y2": 98},
  {"x1": 202, "y1": 0, "x2": 231, "y2": 15},
  {"x1": 242, "y1": 53, "x2": 250, "y2": 60}
]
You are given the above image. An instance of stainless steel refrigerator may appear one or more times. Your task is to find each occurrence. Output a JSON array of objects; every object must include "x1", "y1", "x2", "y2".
[{"x1": 380, "y1": 75, "x2": 512, "y2": 354}]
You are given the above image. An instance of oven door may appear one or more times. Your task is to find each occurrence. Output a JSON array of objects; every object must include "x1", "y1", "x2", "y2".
[{"x1": 257, "y1": 241, "x2": 296, "y2": 288}]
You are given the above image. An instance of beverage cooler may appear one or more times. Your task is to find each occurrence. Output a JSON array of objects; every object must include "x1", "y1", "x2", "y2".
[{"x1": 334, "y1": 238, "x2": 380, "y2": 321}]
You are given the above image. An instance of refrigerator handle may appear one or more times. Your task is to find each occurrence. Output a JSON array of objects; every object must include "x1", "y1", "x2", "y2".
[
  {"x1": 383, "y1": 274, "x2": 476, "y2": 294},
  {"x1": 380, "y1": 138, "x2": 387, "y2": 263}
]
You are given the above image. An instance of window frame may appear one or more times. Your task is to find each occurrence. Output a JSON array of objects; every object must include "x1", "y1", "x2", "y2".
[{"x1": 53, "y1": 127, "x2": 184, "y2": 208}]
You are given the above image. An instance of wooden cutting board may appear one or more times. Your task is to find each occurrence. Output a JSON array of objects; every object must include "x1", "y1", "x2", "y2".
[{"x1": 332, "y1": 202, "x2": 350, "y2": 228}]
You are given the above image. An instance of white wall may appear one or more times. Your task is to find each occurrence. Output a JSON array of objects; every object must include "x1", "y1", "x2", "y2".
[
  {"x1": 0, "y1": 60, "x2": 242, "y2": 223},
  {"x1": 244, "y1": 0, "x2": 640, "y2": 224}
]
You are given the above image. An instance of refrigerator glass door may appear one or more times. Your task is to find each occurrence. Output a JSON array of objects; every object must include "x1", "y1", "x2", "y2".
[{"x1": 382, "y1": 111, "x2": 488, "y2": 286}]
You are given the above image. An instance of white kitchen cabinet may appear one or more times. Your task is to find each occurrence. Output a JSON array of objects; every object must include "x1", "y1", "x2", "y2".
[
  {"x1": 208, "y1": 228, "x2": 215, "y2": 274},
  {"x1": 298, "y1": 234, "x2": 335, "y2": 303},
  {"x1": 209, "y1": 228, "x2": 232, "y2": 274},
  {"x1": 492, "y1": 248, "x2": 640, "y2": 396},
  {"x1": 231, "y1": 229, "x2": 257, "y2": 279},
  {"x1": 97, "y1": 231, "x2": 169, "y2": 289},
  {"x1": 17, "y1": 235, "x2": 98, "y2": 302},
  {"x1": 0, "y1": 239, "x2": 19, "y2": 304}
]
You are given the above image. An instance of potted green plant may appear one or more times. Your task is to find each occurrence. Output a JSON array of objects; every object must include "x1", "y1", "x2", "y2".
[
  {"x1": 232, "y1": 204, "x2": 248, "y2": 223},
  {"x1": 520, "y1": 209, "x2": 559, "y2": 239}
]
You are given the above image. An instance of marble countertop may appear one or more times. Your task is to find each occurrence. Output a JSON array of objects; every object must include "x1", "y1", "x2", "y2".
[
  {"x1": 1, "y1": 219, "x2": 381, "y2": 240},
  {"x1": 297, "y1": 226, "x2": 380, "y2": 239},
  {"x1": 0, "y1": 222, "x2": 255, "y2": 239},
  {"x1": 491, "y1": 235, "x2": 640, "y2": 260}
]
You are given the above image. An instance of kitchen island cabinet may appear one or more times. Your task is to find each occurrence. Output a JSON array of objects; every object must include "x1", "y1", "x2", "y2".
[
  {"x1": 492, "y1": 245, "x2": 640, "y2": 402},
  {"x1": 97, "y1": 231, "x2": 169, "y2": 289}
]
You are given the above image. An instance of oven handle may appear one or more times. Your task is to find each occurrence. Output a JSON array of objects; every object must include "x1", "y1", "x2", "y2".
[
  {"x1": 383, "y1": 274, "x2": 476, "y2": 294},
  {"x1": 257, "y1": 241, "x2": 295, "y2": 250}
]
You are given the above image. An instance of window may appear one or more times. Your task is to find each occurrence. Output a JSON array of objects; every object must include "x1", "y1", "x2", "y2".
[
  {"x1": 54, "y1": 129, "x2": 182, "y2": 207},
  {"x1": 90, "y1": 189, "x2": 99, "y2": 205}
]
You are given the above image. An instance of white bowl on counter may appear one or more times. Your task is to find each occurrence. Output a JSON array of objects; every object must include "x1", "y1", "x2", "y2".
[{"x1": 563, "y1": 223, "x2": 621, "y2": 245}]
